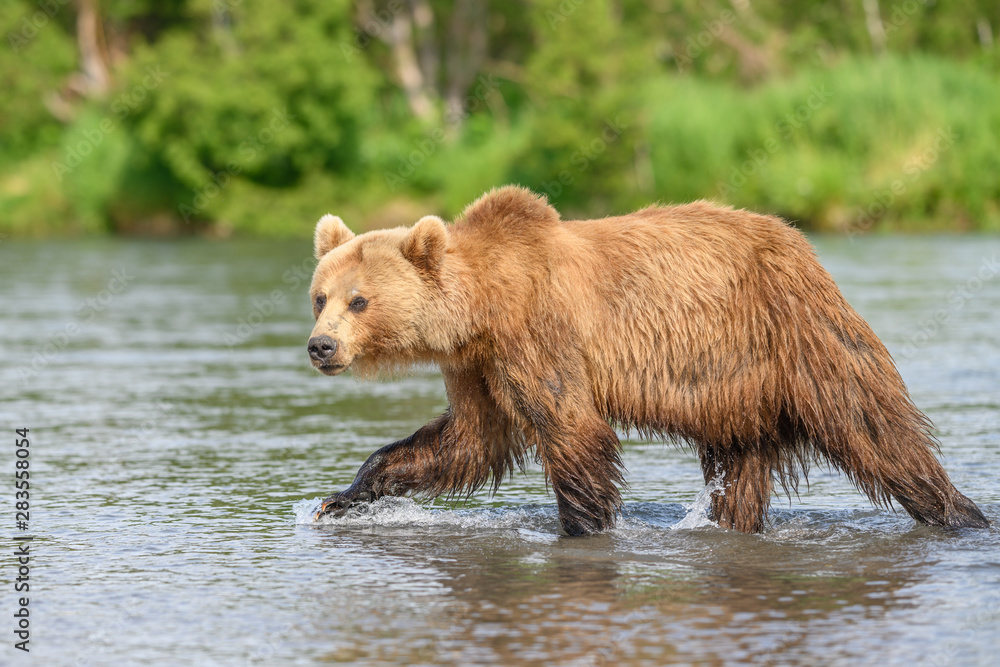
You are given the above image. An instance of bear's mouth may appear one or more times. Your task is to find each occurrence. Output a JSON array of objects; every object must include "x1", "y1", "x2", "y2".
[{"x1": 315, "y1": 363, "x2": 347, "y2": 376}]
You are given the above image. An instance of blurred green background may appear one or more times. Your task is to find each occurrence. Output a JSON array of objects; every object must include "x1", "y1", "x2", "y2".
[{"x1": 2, "y1": 0, "x2": 999, "y2": 238}]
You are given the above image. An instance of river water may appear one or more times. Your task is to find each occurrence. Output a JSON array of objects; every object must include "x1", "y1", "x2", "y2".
[{"x1": 2, "y1": 236, "x2": 998, "y2": 666}]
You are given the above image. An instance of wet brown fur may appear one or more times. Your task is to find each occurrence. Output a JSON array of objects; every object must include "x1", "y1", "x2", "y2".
[{"x1": 308, "y1": 186, "x2": 989, "y2": 535}]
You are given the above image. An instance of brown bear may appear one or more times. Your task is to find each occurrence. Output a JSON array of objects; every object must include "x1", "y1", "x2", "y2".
[{"x1": 306, "y1": 185, "x2": 989, "y2": 535}]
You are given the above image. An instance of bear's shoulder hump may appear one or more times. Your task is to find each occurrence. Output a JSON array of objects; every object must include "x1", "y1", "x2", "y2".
[{"x1": 456, "y1": 185, "x2": 560, "y2": 231}]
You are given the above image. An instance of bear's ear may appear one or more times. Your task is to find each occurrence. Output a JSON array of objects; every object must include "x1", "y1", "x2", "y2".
[
  {"x1": 402, "y1": 215, "x2": 447, "y2": 276},
  {"x1": 314, "y1": 214, "x2": 355, "y2": 259}
]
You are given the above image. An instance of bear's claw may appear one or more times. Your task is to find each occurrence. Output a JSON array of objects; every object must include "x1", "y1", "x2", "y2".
[{"x1": 314, "y1": 490, "x2": 375, "y2": 521}]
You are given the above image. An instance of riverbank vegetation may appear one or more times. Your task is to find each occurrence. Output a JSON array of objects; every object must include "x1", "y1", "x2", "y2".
[{"x1": 2, "y1": 0, "x2": 998, "y2": 237}]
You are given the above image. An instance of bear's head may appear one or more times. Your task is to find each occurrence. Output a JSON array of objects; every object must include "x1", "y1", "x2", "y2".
[{"x1": 307, "y1": 213, "x2": 448, "y2": 377}]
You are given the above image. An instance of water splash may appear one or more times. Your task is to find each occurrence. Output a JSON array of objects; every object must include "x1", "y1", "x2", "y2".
[
  {"x1": 670, "y1": 473, "x2": 723, "y2": 530},
  {"x1": 294, "y1": 496, "x2": 561, "y2": 540},
  {"x1": 295, "y1": 482, "x2": 728, "y2": 536},
  {"x1": 293, "y1": 497, "x2": 326, "y2": 525}
]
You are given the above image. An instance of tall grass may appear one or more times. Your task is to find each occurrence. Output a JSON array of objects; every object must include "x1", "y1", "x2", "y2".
[{"x1": 644, "y1": 55, "x2": 1000, "y2": 232}]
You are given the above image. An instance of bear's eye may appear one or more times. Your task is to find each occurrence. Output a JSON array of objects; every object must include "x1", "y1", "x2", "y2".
[
  {"x1": 349, "y1": 296, "x2": 368, "y2": 312},
  {"x1": 314, "y1": 294, "x2": 327, "y2": 312}
]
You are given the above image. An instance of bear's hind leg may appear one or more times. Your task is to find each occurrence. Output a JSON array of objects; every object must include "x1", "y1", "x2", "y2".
[
  {"x1": 699, "y1": 444, "x2": 774, "y2": 533},
  {"x1": 819, "y1": 434, "x2": 990, "y2": 529}
]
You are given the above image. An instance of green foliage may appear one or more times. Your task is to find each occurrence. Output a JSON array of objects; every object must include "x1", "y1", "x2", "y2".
[
  {"x1": 645, "y1": 56, "x2": 1000, "y2": 231},
  {"x1": 0, "y1": 1, "x2": 77, "y2": 161},
  {"x1": 1, "y1": 0, "x2": 999, "y2": 237},
  {"x1": 117, "y1": 0, "x2": 381, "y2": 232}
]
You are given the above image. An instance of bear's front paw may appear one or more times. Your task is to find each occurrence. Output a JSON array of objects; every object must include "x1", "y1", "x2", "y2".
[{"x1": 314, "y1": 489, "x2": 376, "y2": 521}]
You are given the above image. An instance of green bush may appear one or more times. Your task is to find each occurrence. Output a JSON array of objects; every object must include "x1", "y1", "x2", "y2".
[
  {"x1": 2, "y1": 0, "x2": 999, "y2": 237},
  {"x1": 643, "y1": 55, "x2": 1000, "y2": 232}
]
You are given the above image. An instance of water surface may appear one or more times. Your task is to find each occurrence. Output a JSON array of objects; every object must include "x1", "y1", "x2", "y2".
[{"x1": 2, "y1": 236, "x2": 998, "y2": 666}]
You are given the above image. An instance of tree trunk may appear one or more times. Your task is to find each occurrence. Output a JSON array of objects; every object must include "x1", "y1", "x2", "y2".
[
  {"x1": 444, "y1": 0, "x2": 487, "y2": 128},
  {"x1": 75, "y1": 0, "x2": 112, "y2": 96},
  {"x1": 862, "y1": 0, "x2": 885, "y2": 55}
]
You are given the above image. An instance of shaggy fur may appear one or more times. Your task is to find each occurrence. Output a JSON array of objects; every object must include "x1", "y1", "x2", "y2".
[{"x1": 307, "y1": 186, "x2": 989, "y2": 535}]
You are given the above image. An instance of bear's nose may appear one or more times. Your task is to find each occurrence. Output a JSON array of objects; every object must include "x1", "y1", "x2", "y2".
[{"x1": 308, "y1": 335, "x2": 337, "y2": 362}]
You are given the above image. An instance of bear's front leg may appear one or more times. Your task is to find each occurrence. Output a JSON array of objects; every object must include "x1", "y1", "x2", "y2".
[
  {"x1": 491, "y1": 353, "x2": 628, "y2": 536},
  {"x1": 314, "y1": 369, "x2": 517, "y2": 521},
  {"x1": 314, "y1": 415, "x2": 449, "y2": 520},
  {"x1": 316, "y1": 368, "x2": 524, "y2": 518}
]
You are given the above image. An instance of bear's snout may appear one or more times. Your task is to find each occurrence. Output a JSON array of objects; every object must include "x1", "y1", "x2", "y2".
[{"x1": 308, "y1": 335, "x2": 338, "y2": 364}]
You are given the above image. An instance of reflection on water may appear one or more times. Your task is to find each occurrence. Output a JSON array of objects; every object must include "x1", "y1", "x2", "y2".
[
  {"x1": 292, "y1": 497, "x2": 995, "y2": 665},
  {"x1": 1, "y1": 236, "x2": 997, "y2": 666}
]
